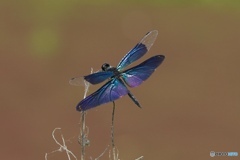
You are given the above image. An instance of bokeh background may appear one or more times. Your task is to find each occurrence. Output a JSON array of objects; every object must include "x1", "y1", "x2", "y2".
[{"x1": 1, "y1": 0, "x2": 240, "y2": 160}]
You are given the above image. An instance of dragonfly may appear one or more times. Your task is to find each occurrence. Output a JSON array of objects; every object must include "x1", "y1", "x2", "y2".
[{"x1": 70, "y1": 30, "x2": 165, "y2": 111}]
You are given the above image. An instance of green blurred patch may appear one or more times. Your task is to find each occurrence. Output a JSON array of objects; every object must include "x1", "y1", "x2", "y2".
[
  {"x1": 29, "y1": 0, "x2": 79, "y2": 20},
  {"x1": 29, "y1": 28, "x2": 59, "y2": 57},
  {"x1": 26, "y1": 0, "x2": 240, "y2": 8},
  {"x1": 80, "y1": 0, "x2": 240, "y2": 8},
  {"x1": 124, "y1": 0, "x2": 240, "y2": 7}
]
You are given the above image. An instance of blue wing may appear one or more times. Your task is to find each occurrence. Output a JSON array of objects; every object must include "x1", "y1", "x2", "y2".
[
  {"x1": 84, "y1": 71, "x2": 114, "y2": 84},
  {"x1": 77, "y1": 78, "x2": 129, "y2": 111},
  {"x1": 117, "y1": 30, "x2": 158, "y2": 71},
  {"x1": 69, "y1": 71, "x2": 113, "y2": 86},
  {"x1": 121, "y1": 55, "x2": 165, "y2": 88}
]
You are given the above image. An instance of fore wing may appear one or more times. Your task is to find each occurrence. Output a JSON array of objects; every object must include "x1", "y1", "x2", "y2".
[
  {"x1": 77, "y1": 78, "x2": 129, "y2": 111},
  {"x1": 117, "y1": 30, "x2": 158, "y2": 71},
  {"x1": 84, "y1": 71, "x2": 114, "y2": 84},
  {"x1": 121, "y1": 55, "x2": 165, "y2": 88},
  {"x1": 69, "y1": 71, "x2": 114, "y2": 86}
]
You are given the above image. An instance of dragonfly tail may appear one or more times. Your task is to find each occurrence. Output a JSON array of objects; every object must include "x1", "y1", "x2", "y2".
[{"x1": 127, "y1": 92, "x2": 142, "y2": 108}]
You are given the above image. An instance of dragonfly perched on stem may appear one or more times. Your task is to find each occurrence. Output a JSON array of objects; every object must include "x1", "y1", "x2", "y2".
[{"x1": 70, "y1": 30, "x2": 165, "y2": 111}]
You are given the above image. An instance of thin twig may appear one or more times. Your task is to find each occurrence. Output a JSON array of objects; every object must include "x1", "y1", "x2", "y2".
[
  {"x1": 111, "y1": 101, "x2": 115, "y2": 148},
  {"x1": 80, "y1": 111, "x2": 86, "y2": 160},
  {"x1": 95, "y1": 145, "x2": 110, "y2": 160},
  {"x1": 135, "y1": 156, "x2": 144, "y2": 160},
  {"x1": 45, "y1": 128, "x2": 77, "y2": 160},
  {"x1": 111, "y1": 101, "x2": 119, "y2": 160},
  {"x1": 80, "y1": 68, "x2": 92, "y2": 160}
]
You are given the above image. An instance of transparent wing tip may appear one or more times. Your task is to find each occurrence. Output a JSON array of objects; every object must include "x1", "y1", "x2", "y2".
[
  {"x1": 147, "y1": 30, "x2": 158, "y2": 35},
  {"x1": 69, "y1": 77, "x2": 85, "y2": 86},
  {"x1": 142, "y1": 30, "x2": 158, "y2": 50}
]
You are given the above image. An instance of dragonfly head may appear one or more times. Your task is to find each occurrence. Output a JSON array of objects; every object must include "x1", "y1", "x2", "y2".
[{"x1": 101, "y1": 63, "x2": 111, "y2": 71}]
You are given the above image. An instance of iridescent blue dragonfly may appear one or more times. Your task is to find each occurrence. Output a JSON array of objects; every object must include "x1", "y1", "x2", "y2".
[{"x1": 70, "y1": 30, "x2": 165, "y2": 111}]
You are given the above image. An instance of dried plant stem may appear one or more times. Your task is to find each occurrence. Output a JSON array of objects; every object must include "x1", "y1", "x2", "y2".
[
  {"x1": 45, "y1": 128, "x2": 77, "y2": 160},
  {"x1": 80, "y1": 69, "x2": 92, "y2": 160},
  {"x1": 111, "y1": 101, "x2": 115, "y2": 148},
  {"x1": 111, "y1": 101, "x2": 118, "y2": 160},
  {"x1": 135, "y1": 156, "x2": 144, "y2": 160},
  {"x1": 80, "y1": 111, "x2": 86, "y2": 160}
]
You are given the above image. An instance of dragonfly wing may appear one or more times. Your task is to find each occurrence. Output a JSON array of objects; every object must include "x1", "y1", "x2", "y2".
[
  {"x1": 83, "y1": 71, "x2": 114, "y2": 84},
  {"x1": 69, "y1": 76, "x2": 85, "y2": 86},
  {"x1": 77, "y1": 78, "x2": 129, "y2": 111},
  {"x1": 121, "y1": 55, "x2": 165, "y2": 88},
  {"x1": 117, "y1": 30, "x2": 158, "y2": 71}
]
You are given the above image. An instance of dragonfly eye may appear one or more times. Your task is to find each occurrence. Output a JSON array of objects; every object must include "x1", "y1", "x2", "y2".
[{"x1": 101, "y1": 63, "x2": 110, "y2": 71}]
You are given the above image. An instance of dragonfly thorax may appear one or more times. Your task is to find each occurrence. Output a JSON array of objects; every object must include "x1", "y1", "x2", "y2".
[{"x1": 102, "y1": 63, "x2": 121, "y2": 76}]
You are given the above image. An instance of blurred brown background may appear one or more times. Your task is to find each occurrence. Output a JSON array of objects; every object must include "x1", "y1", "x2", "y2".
[{"x1": 1, "y1": 1, "x2": 240, "y2": 160}]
